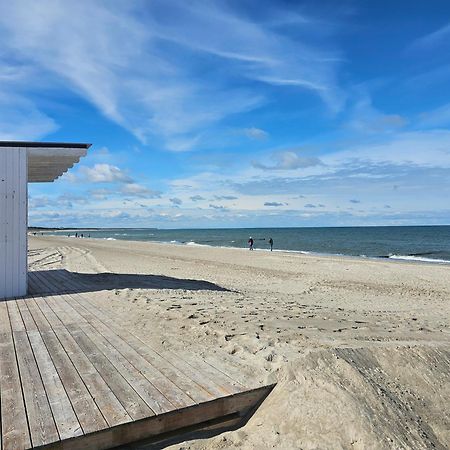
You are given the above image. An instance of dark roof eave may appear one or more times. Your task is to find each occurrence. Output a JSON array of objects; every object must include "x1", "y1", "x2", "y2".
[{"x1": 0, "y1": 141, "x2": 92, "y2": 149}]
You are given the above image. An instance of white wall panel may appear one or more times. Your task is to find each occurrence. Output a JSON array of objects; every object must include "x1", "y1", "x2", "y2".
[{"x1": 0, "y1": 148, "x2": 27, "y2": 299}]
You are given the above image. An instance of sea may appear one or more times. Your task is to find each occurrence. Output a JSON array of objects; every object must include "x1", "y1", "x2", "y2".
[{"x1": 40, "y1": 225, "x2": 450, "y2": 265}]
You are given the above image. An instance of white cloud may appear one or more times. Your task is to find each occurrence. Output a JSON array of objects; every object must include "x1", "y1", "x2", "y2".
[
  {"x1": 326, "y1": 130, "x2": 450, "y2": 168},
  {"x1": 79, "y1": 164, "x2": 132, "y2": 183},
  {"x1": 244, "y1": 127, "x2": 269, "y2": 140},
  {"x1": 253, "y1": 151, "x2": 324, "y2": 171},
  {"x1": 121, "y1": 183, "x2": 161, "y2": 198},
  {"x1": 29, "y1": 196, "x2": 51, "y2": 209},
  {"x1": 346, "y1": 94, "x2": 407, "y2": 133},
  {"x1": 0, "y1": 0, "x2": 342, "y2": 150}
]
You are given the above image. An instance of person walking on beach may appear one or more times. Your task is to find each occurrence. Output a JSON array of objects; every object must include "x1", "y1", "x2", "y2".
[
  {"x1": 269, "y1": 237, "x2": 273, "y2": 251},
  {"x1": 248, "y1": 237, "x2": 254, "y2": 250}
]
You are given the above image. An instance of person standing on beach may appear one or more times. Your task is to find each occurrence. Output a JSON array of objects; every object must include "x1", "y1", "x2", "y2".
[
  {"x1": 269, "y1": 237, "x2": 273, "y2": 251},
  {"x1": 248, "y1": 237, "x2": 254, "y2": 250}
]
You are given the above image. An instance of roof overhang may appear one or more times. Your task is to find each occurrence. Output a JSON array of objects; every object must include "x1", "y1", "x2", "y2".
[{"x1": 0, "y1": 141, "x2": 91, "y2": 182}]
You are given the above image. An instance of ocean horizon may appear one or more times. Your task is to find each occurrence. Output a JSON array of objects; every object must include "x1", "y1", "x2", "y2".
[{"x1": 39, "y1": 225, "x2": 450, "y2": 264}]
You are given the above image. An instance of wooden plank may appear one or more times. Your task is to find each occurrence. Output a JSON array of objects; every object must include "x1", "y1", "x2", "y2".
[
  {"x1": 45, "y1": 294, "x2": 184, "y2": 416},
  {"x1": 16, "y1": 299, "x2": 37, "y2": 331},
  {"x1": 73, "y1": 292, "x2": 243, "y2": 396},
  {"x1": 26, "y1": 298, "x2": 52, "y2": 331},
  {"x1": 33, "y1": 296, "x2": 64, "y2": 329},
  {"x1": 27, "y1": 330, "x2": 83, "y2": 440},
  {"x1": 26, "y1": 299, "x2": 108, "y2": 433},
  {"x1": 42, "y1": 270, "x2": 72, "y2": 294},
  {"x1": 48, "y1": 326, "x2": 131, "y2": 428},
  {"x1": 45, "y1": 295, "x2": 79, "y2": 327},
  {"x1": 66, "y1": 294, "x2": 216, "y2": 404},
  {"x1": 42, "y1": 385, "x2": 274, "y2": 450},
  {"x1": 37, "y1": 269, "x2": 77, "y2": 295},
  {"x1": 0, "y1": 301, "x2": 11, "y2": 334},
  {"x1": 57, "y1": 295, "x2": 196, "y2": 409},
  {"x1": 32, "y1": 297, "x2": 131, "y2": 428},
  {"x1": 31, "y1": 270, "x2": 59, "y2": 295},
  {"x1": 74, "y1": 321, "x2": 177, "y2": 415},
  {"x1": 69, "y1": 294, "x2": 234, "y2": 397},
  {"x1": 79, "y1": 318, "x2": 199, "y2": 409},
  {"x1": 6, "y1": 301, "x2": 26, "y2": 332},
  {"x1": 0, "y1": 304, "x2": 31, "y2": 450},
  {"x1": 27, "y1": 272, "x2": 41, "y2": 296},
  {"x1": 67, "y1": 327, "x2": 154, "y2": 421},
  {"x1": 39, "y1": 330, "x2": 109, "y2": 435},
  {"x1": 23, "y1": 297, "x2": 108, "y2": 434},
  {"x1": 46, "y1": 270, "x2": 82, "y2": 293},
  {"x1": 13, "y1": 329, "x2": 59, "y2": 447}
]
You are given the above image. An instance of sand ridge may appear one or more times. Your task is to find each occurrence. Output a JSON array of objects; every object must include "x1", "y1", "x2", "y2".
[{"x1": 28, "y1": 236, "x2": 450, "y2": 449}]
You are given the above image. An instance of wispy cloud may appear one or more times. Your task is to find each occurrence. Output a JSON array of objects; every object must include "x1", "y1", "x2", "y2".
[
  {"x1": 122, "y1": 183, "x2": 161, "y2": 198},
  {"x1": 253, "y1": 150, "x2": 324, "y2": 171},
  {"x1": 409, "y1": 22, "x2": 450, "y2": 51},
  {"x1": 213, "y1": 195, "x2": 238, "y2": 200},
  {"x1": 243, "y1": 127, "x2": 269, "y2": 140},
  {"x1": 418, "y1": 102, "x2": 450, "y2": 128},
  {"x1": 78, "y1": 164, "x2": 132, "y2": 183},
  {"x1": 0, "y1": 0, "x2": 343, "y2": 150},
  {"x1": 190, "y1": 195, "x2": 205, "y2": 202},
  {"x1": 345, "y1": 93, "x2": 407, "y2": 134}
]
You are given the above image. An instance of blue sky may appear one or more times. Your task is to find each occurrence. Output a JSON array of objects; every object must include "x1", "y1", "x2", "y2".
[{"x1": 1, "y1": 0, "x2": 450, "y2": 228}]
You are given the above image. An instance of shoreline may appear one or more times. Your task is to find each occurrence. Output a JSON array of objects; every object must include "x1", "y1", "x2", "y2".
[{"x1": 34, "y1": 232, "x2": 450, "y2": 266}]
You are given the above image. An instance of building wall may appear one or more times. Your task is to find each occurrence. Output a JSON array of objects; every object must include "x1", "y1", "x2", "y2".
[{"x1": 0, "y1": 148, "x2": 28, "y2": 299}]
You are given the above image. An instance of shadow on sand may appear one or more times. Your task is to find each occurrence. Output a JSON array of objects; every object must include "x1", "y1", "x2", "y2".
[{"x1": 28, "y1": 269, "x2": 230, "y2": 296}]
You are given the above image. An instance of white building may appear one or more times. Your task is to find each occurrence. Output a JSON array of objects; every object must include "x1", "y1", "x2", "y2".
[{"x1": 0, "y1": 142, "x2": 90, "y2": 299}]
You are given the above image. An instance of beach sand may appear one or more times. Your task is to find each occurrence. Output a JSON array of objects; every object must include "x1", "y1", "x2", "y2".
[{"x1": 28, "y1": 235, "x2": 450, "y2": 449}]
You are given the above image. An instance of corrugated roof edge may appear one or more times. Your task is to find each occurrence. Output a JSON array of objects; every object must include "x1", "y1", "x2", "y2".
[{"x1": 0, "y1": 141, "x2": 92, "y2": 148}]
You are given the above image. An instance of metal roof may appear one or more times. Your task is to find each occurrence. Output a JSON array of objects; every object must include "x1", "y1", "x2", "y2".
[{"x1": 0, "y1": 141, "x2": 91, "y2": 182}]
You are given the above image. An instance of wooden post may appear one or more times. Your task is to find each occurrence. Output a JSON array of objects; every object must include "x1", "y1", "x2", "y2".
[{"x1": 0, "y1": 147, "x2": 28, "y2": 299}]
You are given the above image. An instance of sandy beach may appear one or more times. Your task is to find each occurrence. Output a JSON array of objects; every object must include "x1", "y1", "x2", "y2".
[{"x1": 28, "y1": 235, "x2": 450, "y2": 449}]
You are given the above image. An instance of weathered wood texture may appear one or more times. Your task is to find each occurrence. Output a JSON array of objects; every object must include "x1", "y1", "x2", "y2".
[{"x1": 0, "y1": 270, "x2": 274, "y2": 449}]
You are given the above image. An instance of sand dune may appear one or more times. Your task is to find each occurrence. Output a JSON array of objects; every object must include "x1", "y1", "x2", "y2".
[{"x1": 28, "y1": 236, "x2": 450, "y2": 449}]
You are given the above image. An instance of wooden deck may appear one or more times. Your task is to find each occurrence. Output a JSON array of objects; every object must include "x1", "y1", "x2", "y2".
[{"x1": 0, "y1": 269, "x2": 274, "y2": 449}]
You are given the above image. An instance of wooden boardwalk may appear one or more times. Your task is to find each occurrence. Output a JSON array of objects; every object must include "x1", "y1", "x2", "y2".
[{"x1": 0, "y1": 270, "x2": 274, "y2": 449}]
